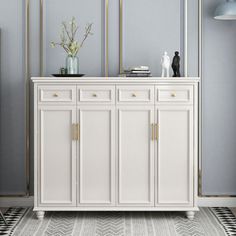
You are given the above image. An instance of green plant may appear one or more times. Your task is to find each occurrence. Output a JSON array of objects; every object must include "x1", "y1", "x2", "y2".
[{"x1": 51, "y1": 17, "x2": 93, "y2": 57}]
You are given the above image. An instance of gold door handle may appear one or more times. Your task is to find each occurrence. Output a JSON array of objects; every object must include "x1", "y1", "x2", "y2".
[
  {"x1": 151, "y1": 124, "x2": 155, "y2": 141},
  {"x1": 155, "y1": 124, "x2": 159, "y2": 141},
  {"x1": 171, "y1": 92, "x2": 176, "y2": 98},
  {"x1": 92, "y1": 93, "x2": 97, "y2": 97},
  {"x1": 77, "y1": 123, "x2": 80, "y2": 141},
  {"x1": 53, "y1": 93, "x2": 59, "y2": 97},
  {"x1": 72, "y1": 124, "x2": 77, "y2": 140},
  {"x1": 132, "y1": 93, "x2": 137, "y2": 97}
]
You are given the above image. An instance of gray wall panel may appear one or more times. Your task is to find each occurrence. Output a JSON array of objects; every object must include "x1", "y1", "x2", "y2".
[
  {"x1": 0, "y1": 0, "x2": 26, "y2": 195},
  {"x1": 202, "y1": 0, "x2": 236, "y2": 195}
]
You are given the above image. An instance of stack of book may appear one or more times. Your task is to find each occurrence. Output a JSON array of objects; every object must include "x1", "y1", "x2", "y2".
[{"x1": 120, "y1": 66, "x2": 152, "y2": 77}]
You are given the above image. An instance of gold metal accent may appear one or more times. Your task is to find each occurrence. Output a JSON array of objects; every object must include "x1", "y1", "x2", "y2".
[
  {"x1": 40, "y1": 0, "x2": 43, "y2": 76},
  {"x1": 132, "y1": 93, "x2": 137, "y2": 97},
  {"x1": 119, "y1": 0, "x2": 123, "y2": 74},
  {"x1": 92, "y1": 93, "x2": 97, "y2": 97},
  {"x1": 171, "y1": 92, "x2": 176, "y2": 98},
  {"x1": 151, "y1": 124, "x2": 155, "y2": 141},
  {"x1": 155, "y1": 124, "x2": 159, "y2": 141},
  {"x1": 53, "y1": 93, "x2": 58, "y2": 97},
  {"x1": 184, "y1": 0, "x2": 188, "y2": 77},
  {"x1": 25, "y1": 0, "x2": 30, "y2": 197},
  {"x1": 105, "y1": 0, "x2": 109, "y2": 77},
  {"x1": 77, "y1": 124, "x2": 80, "y2": 141}
]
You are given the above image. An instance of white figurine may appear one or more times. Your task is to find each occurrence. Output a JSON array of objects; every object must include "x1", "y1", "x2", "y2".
[{"x1": 161, "y1": 51, "x2": 170, "y2": 77}]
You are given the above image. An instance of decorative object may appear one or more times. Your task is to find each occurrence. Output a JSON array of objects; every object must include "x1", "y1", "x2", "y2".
[
  {"x1": 3, "y1": 208, "x2": 236, "y2": 235},
  {"x1": 161, "y1": 52, "x2": 170, "y2": 77},
  {"x1": 51, "y1": 17, "x2": 93, "y2": 74},
  {"x1": 60, "y1": 68, "x2": 67, "y2": 75},
  {"x1": 66, "y1": 55, "x2": 79, "y2": 74},
  {"x1": 32, "y1": 77, "x2": 199, "y2": 220},
  {"x1": 119, "y1": 66, "x2": 152, "y2": 77},
  {"x1": 172, "y1": 51, "x2": 181, "y2": 77},
  {"x1": 214, "y1": 0, "x2": 236, "y2": 20}
]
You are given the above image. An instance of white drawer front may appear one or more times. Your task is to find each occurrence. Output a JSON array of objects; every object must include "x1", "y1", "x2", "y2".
[
  {"x1": 117, "y1": 86, "x2": 154, "y2": 104},
  {"x1": 39, "y1": 86, "x2": 76, "y2": 104},
  {"x1": 78, "y1": 86, "x2": 115, "y2": 103},
  {"x1": 156, "y1": 86, "x2": 193, "y2": 103}
]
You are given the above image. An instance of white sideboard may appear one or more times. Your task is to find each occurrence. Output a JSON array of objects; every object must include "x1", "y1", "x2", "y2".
[{"x1": 32, "y1": 77, "x2": 199, "y2": 220}]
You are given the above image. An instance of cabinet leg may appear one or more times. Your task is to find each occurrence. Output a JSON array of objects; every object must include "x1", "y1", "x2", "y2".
[
  {"x1": 36, "y1": 211, "x2": 45, "y2": 220},
  {"x1": 186, "y1": 211, "x2": 195, "y2": 220}
]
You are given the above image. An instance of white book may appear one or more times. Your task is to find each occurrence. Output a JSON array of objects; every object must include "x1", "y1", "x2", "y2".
[
  {"x1": 131, "y1": 70, "x2": 151, "y2": 74},
  {"x1": 130, "y1": 66, "x2": 149, "y2": 71}
]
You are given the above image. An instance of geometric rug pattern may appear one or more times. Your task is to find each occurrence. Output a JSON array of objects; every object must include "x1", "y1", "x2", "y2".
[
  {"x1": 1, "y1": 207, "x2": 236, "y2": 236},
  {"x1": 211, "y1": 208, "x2": 236, "y2": 236},
  {"x1": 0, "y1": 208, "x2": 28, "y2": 236}
]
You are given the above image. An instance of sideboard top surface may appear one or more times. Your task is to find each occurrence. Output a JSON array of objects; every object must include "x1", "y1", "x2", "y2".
[{"x1": 31, "y1": 77, "x2": 200, "y2": 84}]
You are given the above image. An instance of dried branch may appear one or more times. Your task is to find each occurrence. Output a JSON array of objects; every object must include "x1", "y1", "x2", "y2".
[
  {"x1": 80, "y1": 23, "x2": 93, "y2": 48},
  {"x1": 51, "y1": 18, "x2": 93, "y2": 57}
]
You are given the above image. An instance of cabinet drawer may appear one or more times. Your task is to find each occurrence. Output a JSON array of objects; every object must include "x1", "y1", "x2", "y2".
[
  {"x1": 117, "y1": 86, "x2": 154, "y2": 104},
  {"x1": 38, "y1": 86, "x2": 76, "y2": 104},
  {"x1": 78, "y1": 86, "x2": 115, "y2": 104},
  {"x1": 156, "y1": 86, "x2": 193, "y2": 103}
]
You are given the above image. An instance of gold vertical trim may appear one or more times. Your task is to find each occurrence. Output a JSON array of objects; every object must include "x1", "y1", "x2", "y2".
[
  {"x1": 184, "y1": 0, "x2": 188, "y2": 77},
  {"x1": 40, "y1": 0, "x2": 43, "y2": 76},
  {"x1": 119, "y1": 0, "x2": 123, "y2": 74},
  {"x1": 105, "y1": 0, "x2": 109, "y2": 77},
  {"x1": 25, "y1": 0, "x2": 30, "y2": 196}
]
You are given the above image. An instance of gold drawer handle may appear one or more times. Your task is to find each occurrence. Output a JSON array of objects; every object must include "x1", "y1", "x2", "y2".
[
  {"x1": 53, "y1": 93, "x2": 59, "y2": 97},
  {"x1": 132, "y1": 93, "x2": 137, "y2": 97},
  {"x1": 92, "y1": 93, "x2": 97, "y2": 97},
  {"x1": 171, "y1": 92, "x2": 176, "y2": 98}
]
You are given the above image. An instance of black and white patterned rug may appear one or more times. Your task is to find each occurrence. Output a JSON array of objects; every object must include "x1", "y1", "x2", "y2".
[
  {"x1": 0, "y1": 208, "x2": 28, "y2": 236},
  {"x1": 0, "y1": 208, "x2": 236, "y2": 236}
]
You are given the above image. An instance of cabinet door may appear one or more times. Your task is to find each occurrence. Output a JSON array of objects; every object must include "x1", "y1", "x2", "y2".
[
  {"x1": 38, "y1": 106, "x2": 76, "y2": 206},
  {"x1": 118, "y1": 106, "x2": 154, "y2": 206},
  {"x1": 78, "y1": 106, "x2": 115, "y2": 205},
  {"x1": 155, "y1": 105, "x2": 193, "y2": 206}
]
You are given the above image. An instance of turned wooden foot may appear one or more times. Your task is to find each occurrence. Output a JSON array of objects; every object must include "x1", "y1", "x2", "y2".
[
  {"x1": 36, "y1": 211, "x2": 45, "y2": 220},
  {"x1": 186, "y1": 211, "x2": 195, "y2": 220}
]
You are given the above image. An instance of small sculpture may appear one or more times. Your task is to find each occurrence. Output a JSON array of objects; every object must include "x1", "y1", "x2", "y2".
[
  {"x1": 161, "y1": 51, "x2": 170, "y2": 77},
  {"x1": 172, "y1": 51, "x2": 181, "y2": 77}
]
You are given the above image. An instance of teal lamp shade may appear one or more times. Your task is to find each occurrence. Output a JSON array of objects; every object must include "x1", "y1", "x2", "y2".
[{"x1": 214, "y1": 0, "x2": 236, "y2": 20}]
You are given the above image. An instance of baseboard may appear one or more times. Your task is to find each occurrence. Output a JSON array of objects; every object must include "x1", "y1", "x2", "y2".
[
  {"x1": 198, "y1": 197, "x2": 236, "y2": 207},
  {"x1": 1, "y1": 196, "x2": 236, "y2": 208},
  {"x1": 0, "y1": 196, "x2": 34, "y2": 207}
]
